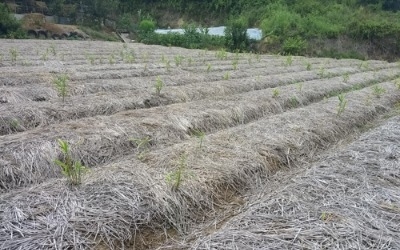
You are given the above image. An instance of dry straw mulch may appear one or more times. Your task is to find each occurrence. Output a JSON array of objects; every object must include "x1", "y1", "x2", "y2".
[
  {"x1": 187, "y1": 115, "x2": 400, "y2": 249},
  {"x1": 1, "y1": 82, "x2": 399, "y2": 249}
]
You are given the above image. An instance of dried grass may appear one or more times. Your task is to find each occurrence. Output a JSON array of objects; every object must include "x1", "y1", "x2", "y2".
[
  {"x1": 187, "y1": 115, "x2": 400, "y2": 249},
  {"x1": 1, "y1": 82, "x2": 399, "y2": 249}
]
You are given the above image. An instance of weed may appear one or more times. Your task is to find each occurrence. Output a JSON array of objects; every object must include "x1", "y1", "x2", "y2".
[
  {"x1": 188, "y1": 57, "x2": 193, "y2": 66},
  {"x1": 55, "y1": 139, "x2": 86, "y2": 185},
  {"x1": 343, "y1": 73, "x2": 350, "y2": 83},
  {"x1": 155, "y1": 76, "x2": 164, "y2": 95},
  {"x1": 53, "y1": 74, "x2": 69, "y2": 102},
  {"x1": 161, "y1": 54, "x2": 166, "y2": 63},
  {"x1": 372, "y1": 85, "x2": 386, "y2": 98},
  {"x1": 190, "y1": 129, "x2": 205, "y2": 149},
  {"x1": 337, "y1": 94, "x2": 347, "y2": 116},
  {"x1": 10, "y1": 48, "x2": 17, "y2": 64},
  {"x1": 223, "y1": 72, "x2": 230, "y2": 80},
  {"x1": 272, "y1": 88, "x2": 280, "y2": 98},
  {"x1": 166, "y1": 153, "x2": 189, "y2": 191}
]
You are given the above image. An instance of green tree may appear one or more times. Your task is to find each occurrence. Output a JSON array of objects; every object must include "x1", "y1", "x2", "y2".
[
  {"x1": 83, "y1": 0, "x2": 119, "y2": 25},
  {"x1": 0, "y1": 3, "x2": 25, "y2": 38},
  {"x1": 225, "y1": 17, "x2": 250, "y2": 52}
]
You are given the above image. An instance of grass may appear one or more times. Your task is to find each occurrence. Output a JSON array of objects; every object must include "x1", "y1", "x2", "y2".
[
  {"x1": 79, "y1": 26, "x2": 119, "y2": 41},
  {"x1": 54, "y1": 139, "x2": 86, "y2": 186},
  {"x1": 53, "y1": 74, "x2": 69, "y2": 102}
]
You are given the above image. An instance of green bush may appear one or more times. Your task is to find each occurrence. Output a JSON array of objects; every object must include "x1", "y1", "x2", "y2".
[
  {"x1": 225, "y1": 17, "x2": 250, "y2": 52},
  {"x1": 138, "y1": 19, "x2": 156, "y2": 39},
  {"x1": 260, "y1": 5, "x2": 301, "y2": 38},
  {"x1": 282, "y1": 37, "x2": 307, "y2": 55},
  {"x1": 0, "y1": 3, "x2": 26, "y2": 38}
]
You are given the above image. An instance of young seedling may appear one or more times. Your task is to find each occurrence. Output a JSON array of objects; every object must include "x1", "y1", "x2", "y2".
[
  {"x1": 216, "y1": 49, "x2": 227, "y2": 60},
  {"x1": 188, "y1": 57, "x2": 193, "y2": 66},
  {"x1": 372, "y1": 85, "x2": 386, "y2": 98},
  {"x1": 41, "y1": 51, "x2": 49, "y2": 61},
  {"x1": 10, "y1": 48, "x2": 18, "y2": 64},
  {"x1": 289, "y1": 96, "x2": 300, "y2": 107},
  {"x1": 394, "y1": 79, "x2": 400, "y2": 89},
  {"x1": 49, "y1": 44, "x2": 56, "y2": 56},
  {"x1": 206, "y1": 63, "x2": 211, "y2": 73},
  {"x1": 54, "y1": 139, "x2": 86, "y2": 185},
  {"x1": 174, "y1": 55, "x2": 184, "y2": 67},
  {"x1": 318, "y1": 67, "x2": 326, "y2": 77},
  {"x1": 343, "y1": 73, "x2": 350, "y2": 83},
  {"x1": 191, "y1": 129, "x2": 205, "y2": 149},
  {"x1": 87, "y1": 55, "x2": 95, "y2": 65},
  {"x1": 232, "y1": 59, "x2": 239, "y2": 70},
  {"x1": 165, "y1": 60, "x2": 171, "y2": 71},
  {"x1": 306, "y1": 62, "x2": 312, "y2": 71},
  {"x1": 223, "y1": 72, "x2": 230, "y2": 80},
  {"x1": 337, "y1": 94, "x2": 347, "y2": 116},
  {"x1": 285, "y1": 55, "x2": 293, "y2": 66},
  {"x1": 272, "y1": 88, "x2": 280, "y2": 98},
  {"x1": 129, "y1": 136, "x2": 152, "y2": 152},
  {"x1": 155, "y1": 76, "x2": 164, "y2": 96},
  {"x1": 53, "y1": 74, "x2": 69, "y2": 102},
  {"x1": 166, "y1": 153, "x2": 188, "y2": 191},
  {"x1": 109, "y1": 54, "x2": 115, "y2": 65},
  {"x1": 296, "y1": 83, "x2": 303, "y2": 92},
  {"x1": 256, "y1": 53, "x2": 261, "y2": 63}
]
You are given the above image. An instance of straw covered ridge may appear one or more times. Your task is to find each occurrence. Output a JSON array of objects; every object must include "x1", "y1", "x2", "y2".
[
  {"x1": 186, "y1": 115, "x2": 400, "y2": 249},
  {"x1": 0, "y1": 39, "x2": 400, "y2": 249}
]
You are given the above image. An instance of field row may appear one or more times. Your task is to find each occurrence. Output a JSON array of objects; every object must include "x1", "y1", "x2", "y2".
[{"x1": 1, "y1": 40, "x2": 400, "y2": 249}]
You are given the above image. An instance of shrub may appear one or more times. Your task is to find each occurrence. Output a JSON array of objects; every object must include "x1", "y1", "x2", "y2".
[
  {"x1": 282, "y1": 37, "x2": 307, "y2": 55},
  {"x1": 138, "y1": 18, "x2": 156, "y2": 40},
  {"x1": 0, "y1": 3, "x2": 26, "y2": 38},
  {"x1": 225, "y1": 17, "x2": 250, "y2": 52}
]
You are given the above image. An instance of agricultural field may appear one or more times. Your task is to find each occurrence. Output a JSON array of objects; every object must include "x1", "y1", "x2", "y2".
[{"x1": 0, "y1": 39, "x2": 399, "y2": 249}]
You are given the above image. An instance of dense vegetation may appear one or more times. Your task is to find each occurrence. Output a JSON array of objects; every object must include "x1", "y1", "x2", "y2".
[
  {"x1": 0, "y1": 3, "x2": 26, "y2": 38},
  {"x1": 3, "y1": 0, "x2": 400, "y2": 59}
]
